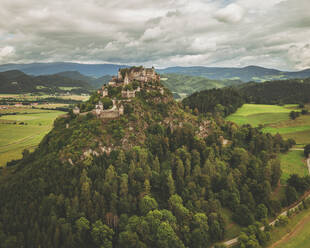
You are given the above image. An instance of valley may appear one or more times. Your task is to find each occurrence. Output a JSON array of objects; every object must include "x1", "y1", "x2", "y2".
[
  {"x1": 0, "y1": 107, "x2": 65, "y2": 166},
  {"x1": 1, "y1": 67, "x2": 310, "y2": 247}
]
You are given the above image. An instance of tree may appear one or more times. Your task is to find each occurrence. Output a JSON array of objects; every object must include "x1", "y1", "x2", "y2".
[
  {"x1": 91, "y1": 220, "x2": 114, "y2": 248},
  {"x1": 289, "y1": 111, "x2": 300, "y2": 120},
  {"x1": 233, "y1": 204, "x2": 254, "y2": 226},
  {"x1": 255, "y1": 204, "x2": 268, "y2": 221},
  {"x1": 304, "y1": 144, "x2": 310, "y2": 158},
  {"x1": 139, "y1": 195, "x2": 158, "y2": 215},
  {"x1": 156, "y1": 222, "x2": 185, "y2": 248},
  {"x1": 301, "y1": 109, "x2": 308, "y2": 115},
  {"x1": 191, "y1": 213, "x2": 210, "y2": 248},
  {"x1": 166, "y1": 173, "x2": 176, "y2": 196},
  {"x1": 286, "y1": 186, "x2": 298, "y2": 205},
  {"x1": 118, "y1": 231, "x2": 141, "y2": 248}
]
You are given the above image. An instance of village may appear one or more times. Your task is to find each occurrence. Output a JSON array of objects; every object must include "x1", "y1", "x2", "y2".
[{"x1": 73, "y1": 66, "x2": 164, "y2": 119}]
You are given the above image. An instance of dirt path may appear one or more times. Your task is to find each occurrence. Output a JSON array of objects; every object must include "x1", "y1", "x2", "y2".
[
  {"x1": 290, "y1": 148, "x2": 304, "y2": 151},
  {"x1": 269, "y1": 211, "x2": 310, "y2": 248}
]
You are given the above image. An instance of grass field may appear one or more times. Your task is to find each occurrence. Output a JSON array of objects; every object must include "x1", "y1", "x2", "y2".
[
  {"x1": 279, "y1": 150, "x2": 308, "y2": 183},
  {"x1": 0, "y1": 108, "x2": 65, "y2": 166},
  {"x1": 226, "y1": 104, "x2": 294, "y2": 127},
  {"x1": 0, "y1": 93, "x2": 90, "y2": 101},
  {"x1": 58, "y1": 86, "x2": 81, "y2": 91}
]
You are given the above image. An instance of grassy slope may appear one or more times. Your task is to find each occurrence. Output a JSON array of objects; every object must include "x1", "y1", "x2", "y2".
[
  {"x1": 267, "y1": 207, "x2": 310, "y2": 248},
  {"x1": 279, "y1": 150, "x2": 308, "y2": 183},
  {"x1": 275, "y1": 213, "x2": 310, "y2": 248},
  {"x1": 0, "y1": 108, "x2": 64, "y2": 166},
  {"x1": 226, "y1": 104, "x2": 293, "y2": 126}
]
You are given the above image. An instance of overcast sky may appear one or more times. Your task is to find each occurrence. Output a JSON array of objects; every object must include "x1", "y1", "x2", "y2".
[{"x1": 0, "y1": 0, "x2": 309, "y2": 70}]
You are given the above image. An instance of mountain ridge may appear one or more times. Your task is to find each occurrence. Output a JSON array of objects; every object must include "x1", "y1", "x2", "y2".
[{"x1": 1, "y1": 63, "x2": 310, "y2": 82}]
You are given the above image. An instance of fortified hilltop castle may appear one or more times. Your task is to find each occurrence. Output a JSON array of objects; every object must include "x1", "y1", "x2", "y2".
[{"x1": 73, "y1": 66, "x2": 163, "y2": 119}]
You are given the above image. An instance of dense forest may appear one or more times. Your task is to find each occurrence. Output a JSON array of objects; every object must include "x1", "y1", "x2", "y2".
[
  {"x1": 0, "y1": 81, "x2": 306, "y2": 248},
  {"x1": 182, "y1": 88, "x2": 245, "y2": 117},
  {"x1": 239, "y1": 78, "x2": 310, "y2": 104}
]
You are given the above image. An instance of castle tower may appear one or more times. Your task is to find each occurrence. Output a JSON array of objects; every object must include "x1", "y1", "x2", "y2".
[
  {"x1": 102, "y1": 88, "x2": 108, "y2": 97},
  {"x1": 124, "y1": 73, "x2": 130, "y2": 85},
  {"x1": 118, "y1": 70, "x2": 123, "y2": 80}
]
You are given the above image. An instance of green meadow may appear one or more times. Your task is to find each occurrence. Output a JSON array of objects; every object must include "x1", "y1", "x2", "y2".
[
  {"x1": 226, "y1": 104, "x2": 310, "y2": 182},
  {"x1": 279, "y1": 150, "x2": 308, "y2": 183},
  {"x1": 225, "y1": 104, "x2": 294, "y2": 127},
  {"x1": 0, "y1": 108, "x2": 65, "y2": 166}
]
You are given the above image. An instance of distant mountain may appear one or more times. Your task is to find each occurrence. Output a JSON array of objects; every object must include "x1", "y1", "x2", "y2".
[
  {"x1": 0, "y1": 62, "x2": 129, "y2": 78},
  {"x1": 1, "y1": 62, "x2": 310, "y2": 83},
  {"x1": 55, "y1": 71, "x2": 112, "y2": 89},
  {"x1": 158, "y1": 65, "x2": 310, "y2": 82},
  {"x1": 0, "y1": 70, "x2": 93, "y2": 94}
]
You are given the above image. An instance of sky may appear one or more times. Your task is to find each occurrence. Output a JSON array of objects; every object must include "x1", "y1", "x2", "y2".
[{"x1": 0, "y1": 0, "x2": 309, "y2": 70}]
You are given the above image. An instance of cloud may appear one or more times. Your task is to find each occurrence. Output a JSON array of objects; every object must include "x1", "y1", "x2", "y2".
[
  {"x1": 214, "y1": 3, "x2": 245, "y2": 23},
  {"x1": 0, "y1": 0, "x2": 309, "y2": 70},
  {"x1": 0, "y1": 46, "x2": 15, "y2": 62}
]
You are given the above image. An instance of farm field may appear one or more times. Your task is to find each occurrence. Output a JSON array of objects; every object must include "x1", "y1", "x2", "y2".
[
  {"x1": 0, "y1": 93, "x2": 90, "y2": 101},
  {"x1": 0, "y1": 108, "x2": 65, "y2": 166}
]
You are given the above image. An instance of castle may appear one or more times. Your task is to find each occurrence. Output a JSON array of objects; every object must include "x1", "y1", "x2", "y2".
[
  {"x1": 108, "y1": 66, "x2": 160, "y2": 87},
  {"x1": 74, "y1": 66, "x2": 163, "y2": 119},
  {"x1": 94, "y1": 100, "x2": 124, "y2": 118}
]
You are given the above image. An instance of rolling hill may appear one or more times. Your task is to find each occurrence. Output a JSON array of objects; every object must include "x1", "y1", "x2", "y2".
[
  {"x1": 0, "y1": 62, "x2": 128, "y2": 78},
  {"x1": 0, "y1": 70, "x2": 93, "y2": 94},
  {"x1": 161, "y1": 73, "x2": 242, "y2": 97}
]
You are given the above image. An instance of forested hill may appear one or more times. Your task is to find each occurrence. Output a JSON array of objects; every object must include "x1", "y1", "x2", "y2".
[
  {"x1": 239, "y1": 78, "x2": 310, "y2": 104},
  {"x1": 160, "y1": 73, "x2": 242, "y2": 97},
  {"x1": 182, "y1": 78, "x2": 310, "y2": 116},
  {"x1": 0, "y1": 78, "x2": 299, "y2": 247},
  {"x1": 0, "y1": 70, "x2": 93, "y2": 94},
  {"x1": 182, "y1": 88, "x2": 245, "y2": 117}
]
